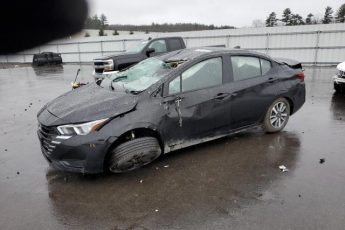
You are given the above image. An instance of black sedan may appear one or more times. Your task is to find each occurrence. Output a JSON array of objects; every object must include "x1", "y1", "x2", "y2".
[{"x1": 37, "y1": 48, "x2": 306, "y2": 174}]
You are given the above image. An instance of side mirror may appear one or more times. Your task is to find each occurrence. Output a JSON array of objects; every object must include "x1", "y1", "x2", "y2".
[{"x1": 146, "y1": 48, "x2": 155, "y2": 57}]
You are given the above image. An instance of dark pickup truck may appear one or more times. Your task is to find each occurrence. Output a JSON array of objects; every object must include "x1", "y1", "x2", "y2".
[{"x1": 93, "y1": 37, "x2": 186, "y2": 81}]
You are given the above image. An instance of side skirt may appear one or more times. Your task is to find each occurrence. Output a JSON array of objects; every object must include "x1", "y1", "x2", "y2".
[{"x1": 164, "y1": 124, "x2": 262, "y2": 154}]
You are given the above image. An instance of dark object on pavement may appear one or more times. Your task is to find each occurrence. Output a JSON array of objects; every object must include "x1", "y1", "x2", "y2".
[
  {"x1": 320, "y1": 158, "x2": 326, "y2": 164},
  {"x1": 37, "y1": 47, "x2": 306, "y2": 174},
  {"x1": 33, "y1": 52, "x2": 63, "y2": 66},
  {"x1": 0, "y1": 0, "x2": 88, "y2": 54}
]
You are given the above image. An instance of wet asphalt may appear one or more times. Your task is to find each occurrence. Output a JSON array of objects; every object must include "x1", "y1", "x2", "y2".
[{"x1": 0, "y1": 65, "x2": 345, "y2": 230}]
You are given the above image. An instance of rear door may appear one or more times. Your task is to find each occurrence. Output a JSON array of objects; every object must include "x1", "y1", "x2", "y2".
[
  {"x1": 228, "y1": 55, "x2": 276, "y2": 129},
  {"x1": 161, "y1": 56, "x2": 232, "y2": 148}
]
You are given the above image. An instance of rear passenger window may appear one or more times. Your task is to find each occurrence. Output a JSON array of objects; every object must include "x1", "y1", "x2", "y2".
[
  {"x1": 231, "y1": 56, "x2": 261, "y2": 81},
  {"x1": 261, "y1": 59, "x2": 272, "y2": 75},
  {"x1": 168, "y1": 39, "x2": 182, "y2": 51}
]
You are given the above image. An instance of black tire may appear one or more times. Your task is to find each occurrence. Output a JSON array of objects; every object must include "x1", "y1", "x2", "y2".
[
  {"x1": 263, "y1": 98, "x2": 290, "y2": 133},
  {"x1": 108, "y1": 137, "x2": 161, "y2": 173}
]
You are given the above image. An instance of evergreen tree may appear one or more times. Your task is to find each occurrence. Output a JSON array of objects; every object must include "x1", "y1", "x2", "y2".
[
  {"x1": 265, "y1": 12, "x2": 278, "y2": 27},
  {"x1": 282, "y1": 8, "x2": 293, "y2": 25},
  {"x1": 336, "y1": 4, "x2": 345, "y2": 23},
  {"x1": 322, "y1": 6, "x2": 334, "y2": 24},
  {"x1": 99, "y1": 28, "x2": 105, "y2": 36},
  {"x1": 306, "y1": 13, "x2": 314, "y2": 24},
  {"x1": 291, "y1": 14, "x2": 305, "y2": 25}
]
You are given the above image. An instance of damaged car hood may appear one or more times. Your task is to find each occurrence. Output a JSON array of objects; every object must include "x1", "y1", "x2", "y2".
[{"x1": 38, "y1": 83, "x2": 137, "y2": 126}]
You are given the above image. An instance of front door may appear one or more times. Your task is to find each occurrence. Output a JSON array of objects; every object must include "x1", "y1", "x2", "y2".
[{"x1": 161, "y1": 57, "x2": 232, "y2": 148}]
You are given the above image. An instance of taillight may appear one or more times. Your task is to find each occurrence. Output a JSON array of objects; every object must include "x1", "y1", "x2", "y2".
[{"x1": 296, "y1": 71, "x2": 305, "y2": 82}]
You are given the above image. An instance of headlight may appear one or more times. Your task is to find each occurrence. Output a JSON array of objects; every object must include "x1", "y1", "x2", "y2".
[
  {"x1": 57, "y1": 118, "x2": 108, "y2": 136},
  {"x1": 103, "y1": 59, "x2": 114, "y2": 72}
]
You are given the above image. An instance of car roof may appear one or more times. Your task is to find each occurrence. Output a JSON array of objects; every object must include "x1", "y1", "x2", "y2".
[{"x1": 158, "y1": 47, "x2": 271, "y2": 62}]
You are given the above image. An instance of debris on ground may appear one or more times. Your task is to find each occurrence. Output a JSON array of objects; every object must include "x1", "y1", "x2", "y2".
[
  {"x1": 155, "y1": 209, "x2": 159, "y2": 212},
  {"x1": 319, "y1": 158, "x2": 325, "y2": 164},
  {"x1": 279, "y1": 165, "x2": 289, "y2": 172},
  {"x1": 298, "y1": 194, "x2": 302, "y2": 198},
  {"x1": 139, "y1": 179, "x2": 143, "y2": 183},
  {"x1": 4, "y1": 149, "x2": 7, "y2": 152},
  {"x1": 164, "y1": 165, "x2": 169, "y2": 168},
  {"x1": 16, "y1": 171, "x2": 20, "y2": 175},
  {"x1": 155, "y1": 167, "x2": 159, "y2": 170},
  {"x1": 64, "y1": 177, "x2": 68, "y2": 182}
]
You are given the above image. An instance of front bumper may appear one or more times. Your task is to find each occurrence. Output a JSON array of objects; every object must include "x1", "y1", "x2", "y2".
[
  {"x1": 37, "y1": 128, "x2": 114, "y2": 174},
  {"x1": 333, "y1": 75, "x2": 345, "y2": 84}
]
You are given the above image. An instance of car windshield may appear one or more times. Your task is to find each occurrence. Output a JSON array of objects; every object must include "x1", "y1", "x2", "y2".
[
  {"x1": 126, "y1": 41, "x2": 149, "y2": 53},
  {"x1": 100, "y1": 58, "x2": 171, "y2": 94}
]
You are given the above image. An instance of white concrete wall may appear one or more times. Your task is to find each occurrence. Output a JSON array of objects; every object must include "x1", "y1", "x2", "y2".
[{"x1": 1, "y1": 23, "x2": 345, "y2": 65}]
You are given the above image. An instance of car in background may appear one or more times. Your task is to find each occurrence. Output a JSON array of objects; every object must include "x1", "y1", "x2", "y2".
[
  {"x1": 92, "y1": 37, "x2": 186, "y2": 82},
  {"x1": 334, "y1": 61, "x2": 345, "y2": 93},
  {"x1": 37, "y1": 47, "x2": 306, "y2": 174}
]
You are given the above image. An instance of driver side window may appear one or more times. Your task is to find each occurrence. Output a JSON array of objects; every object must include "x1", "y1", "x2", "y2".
[{"x1": 168, "y1": 57, "x2": 223, "y2": 95}]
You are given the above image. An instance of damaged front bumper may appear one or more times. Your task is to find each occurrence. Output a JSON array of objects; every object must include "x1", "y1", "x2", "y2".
[{"x1": 37, "y1": 126, "x2": 115, "y2": 174}]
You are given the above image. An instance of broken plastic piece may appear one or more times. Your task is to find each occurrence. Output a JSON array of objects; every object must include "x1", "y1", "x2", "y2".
[{"x1": 279, "y1": 165, "x2": 289, "y2": 172}]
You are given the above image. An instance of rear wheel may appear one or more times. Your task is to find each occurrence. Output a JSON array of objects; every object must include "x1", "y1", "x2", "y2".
[
  {"x1": 263, "y1": 98, "x2": 290, "y2": 133},
  {"x1": 108, "y1": 137, "x2": 161, "y2": 173}
]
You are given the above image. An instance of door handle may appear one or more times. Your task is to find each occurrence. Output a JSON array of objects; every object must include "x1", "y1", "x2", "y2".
[
  {"x1": 214, "y1": 93, "x2": 230, "y2": 100},
  {"x1": 231, "y1": 92, "x2": 238, "y2": 97},
  {"x1": 268, "y1": 77, "x2": 277, "y2": 83},
  {"x1": 162, "y1": 96, "x2": 183, "y2": 103}
]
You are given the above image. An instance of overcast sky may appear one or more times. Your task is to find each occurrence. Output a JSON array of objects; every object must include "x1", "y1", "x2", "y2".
[{"x1": 88, "y1": 0, "x2": 344, "y2": 27}]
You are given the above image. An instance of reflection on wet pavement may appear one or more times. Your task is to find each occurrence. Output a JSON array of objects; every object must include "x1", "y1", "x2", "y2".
[{"x1": 1, "y1": 65, "x2": 345, "y2": 230}]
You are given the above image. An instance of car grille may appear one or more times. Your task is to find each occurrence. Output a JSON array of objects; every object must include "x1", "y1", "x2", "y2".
[
  {"x1": 38, "y1": 124, "x2": 60, "y2": 156},
  {"x1": 339, "y1": 70, "x2": 345, "y2": 78},
  {"x1": 95, "y1": 68, "x2": 104, "y2": 73}
]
